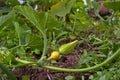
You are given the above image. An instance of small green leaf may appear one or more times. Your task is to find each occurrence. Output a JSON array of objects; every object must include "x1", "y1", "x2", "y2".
[
  {"x1": 50, "y1": 0, "x2": 76, "y2": 17},
  {"x1": 16, "y1": 47, "x2": 26, "y2": 56},
  {"x1": 114, "y1": 29, "x2": 120, "y2": 38},
  {"x1": 22, "y1": 75, "x2": 30, "y2": 80},
  {"x1": 34, "y1": 49, "x2": 40, "y2": 54},
  {"x1": 0, "y1": 11, "x2": 15, "y2": 28},
  {"x1": 65, "y1": 75, "x2": 75, "y2": 80},
  {"x1": 0, "y1": 63, "x2": 17, "y2": 80},
  {"x1": 13, "y1": 22, "x2": 25, "y2": 45}
]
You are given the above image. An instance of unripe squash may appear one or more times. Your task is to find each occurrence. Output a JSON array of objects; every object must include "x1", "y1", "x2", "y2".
[{"x1": 59, "y1": 40, "x2": 78, "y2": 55}]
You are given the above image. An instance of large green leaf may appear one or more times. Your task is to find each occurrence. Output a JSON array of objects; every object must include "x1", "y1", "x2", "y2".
[
  {"x1": 14, "y1": 6, "x2": 47, "y2": 34},
  {"x1": 14, "y1": 5, "x2": 61, "y2": 34},
  {"x1": 103, "y1": 1, "x2": 120, "y2": 11}
]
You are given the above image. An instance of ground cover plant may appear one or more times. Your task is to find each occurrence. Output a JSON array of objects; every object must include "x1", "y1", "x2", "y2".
[{"x1": 0, "y1": 0, "x2": 120, "y2": 80}]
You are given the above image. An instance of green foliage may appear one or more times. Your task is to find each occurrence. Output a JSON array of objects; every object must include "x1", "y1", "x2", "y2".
[
  {"x1": 0, "y1": 49, "x2": 15, "y2": 64},
  {"x1": 0, "y1": 0, "x2": 120, "y2": 80},
  {"x1": 50, "y1": 0, "x2": 76, "y2": 17},
  {"x1": 0, "y1": 11, "x2": 15, "y2": 28},
  {"x1": 76, "y1": 39, "x2": 120, "y2": 80},
  {"x1": 22, "y1": 75, "x2": 30, "y2": 80},
  {"x1": 114, "y1": 28, "x2": 120, "y2": 38},
  {"x1": 65, "y1": 75, "x2": 75, "y2": 80},
  {"x1": 0, "y1": 63, "x2": 17, "y2": 80},
  {"x1": 14, "y1": 5, "x2": 61, "y2": 34},
  {"x1": 104, "y1": 1, "x2": 120, "y2": 11}
]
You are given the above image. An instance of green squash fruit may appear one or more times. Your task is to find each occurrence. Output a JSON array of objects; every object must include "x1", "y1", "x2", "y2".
[{"x1": 59, "y1": 40, "x2": 78, "y2": 55}]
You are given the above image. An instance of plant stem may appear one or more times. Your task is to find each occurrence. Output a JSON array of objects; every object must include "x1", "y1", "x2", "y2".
[
  {"x1": 41, "y1": 48, "x2": 120, "y2": 72},
  {"x1": 40, "y1": 13, "x2": 48, "y2": 59},
  {"x1": 9, "y1": 45, "x2": 20, "y2": 51},
  {"x1": 39, "y1": 30, "x2": 47, "y2": 62},
  {"x1": 14, "y1": 48, "x2": 120, "y2": 72},
  {"x1": 15, "y1": 58, "x2": 38, "y2": 65},
  {"x1": 43, "y1": 33, "x2": 47, "y2": 57}
]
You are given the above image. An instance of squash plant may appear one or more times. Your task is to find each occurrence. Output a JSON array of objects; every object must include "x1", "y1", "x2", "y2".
[
  {"x1": 8, "y1": 5, "x2": 120, "y2": 72},
  {"x1": 0, "y1": 0, "x2": 120, "y2": 80}
]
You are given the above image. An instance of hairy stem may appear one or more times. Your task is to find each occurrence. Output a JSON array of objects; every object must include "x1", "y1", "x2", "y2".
[
  {"x1": 41, "y1": 48, "x2": 120, "y2": 72},
  {"x1": 38, "y1": 31, "x2": 47, "y2": 62},
  {"x1": 14, "y1": 48, "x2": 120, "y2": 72},
  {"x1": 39, "y1": 13, "x2": 48, "y2": 61},
  {"x1": 15, "y1": 58, "x2": 37, "y2": 65}
]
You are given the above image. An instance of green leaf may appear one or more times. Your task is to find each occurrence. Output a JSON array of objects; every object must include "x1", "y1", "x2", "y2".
[
  {"x1": 0, "y1": 63, "x2": 17, "y2": 80},
  {"x1": 65, "y1": 75, "x2": 75, "y2": 80},
  {"x1": 14, "y1": 5, "x2": 61, "y2": 35},
  {"x1": 26, "y1": 33, "x2": 44, "y2": 51},
  {"x1": 14, "y1": 5, "x2": 47, "y2": 34},
  {"x1": 103, "y1": 1, "x2": 120, "y2": 11},
  {"x1": 13, "y1": 22, "x2": 25, "y2": 45},
  {"x1": 3, "y1": 0, "x2": 20, "y2": 6},
  {"x1": 0, "y1": 7, "x2": 12, "y2": 13},
  {"x1": 0, "y1": 11, "x2": 15, "y2": 28},
  {"x1": 114, "y1": 29, "x2": 120, "y2": 38},
  {"x1": 16, "y1": 47, "x2": 26, "y2": 56},
  {"x1": 46, "y1": 15, "x2": 61, "y2": 31},
  {"x1": 50, "y1": 0, "x2": 76, "y2": 17},
  {"x1": 22, "y1": 75, "x2": 30, "y2": 80},
  {"x1": 0, "y1": 50, "x2": 15, "y2": 64}
]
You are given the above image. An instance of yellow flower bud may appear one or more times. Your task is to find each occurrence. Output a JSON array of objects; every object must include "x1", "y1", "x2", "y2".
[{"x1": 49, "y1": 51, "x2": 60, "y2": 60}]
